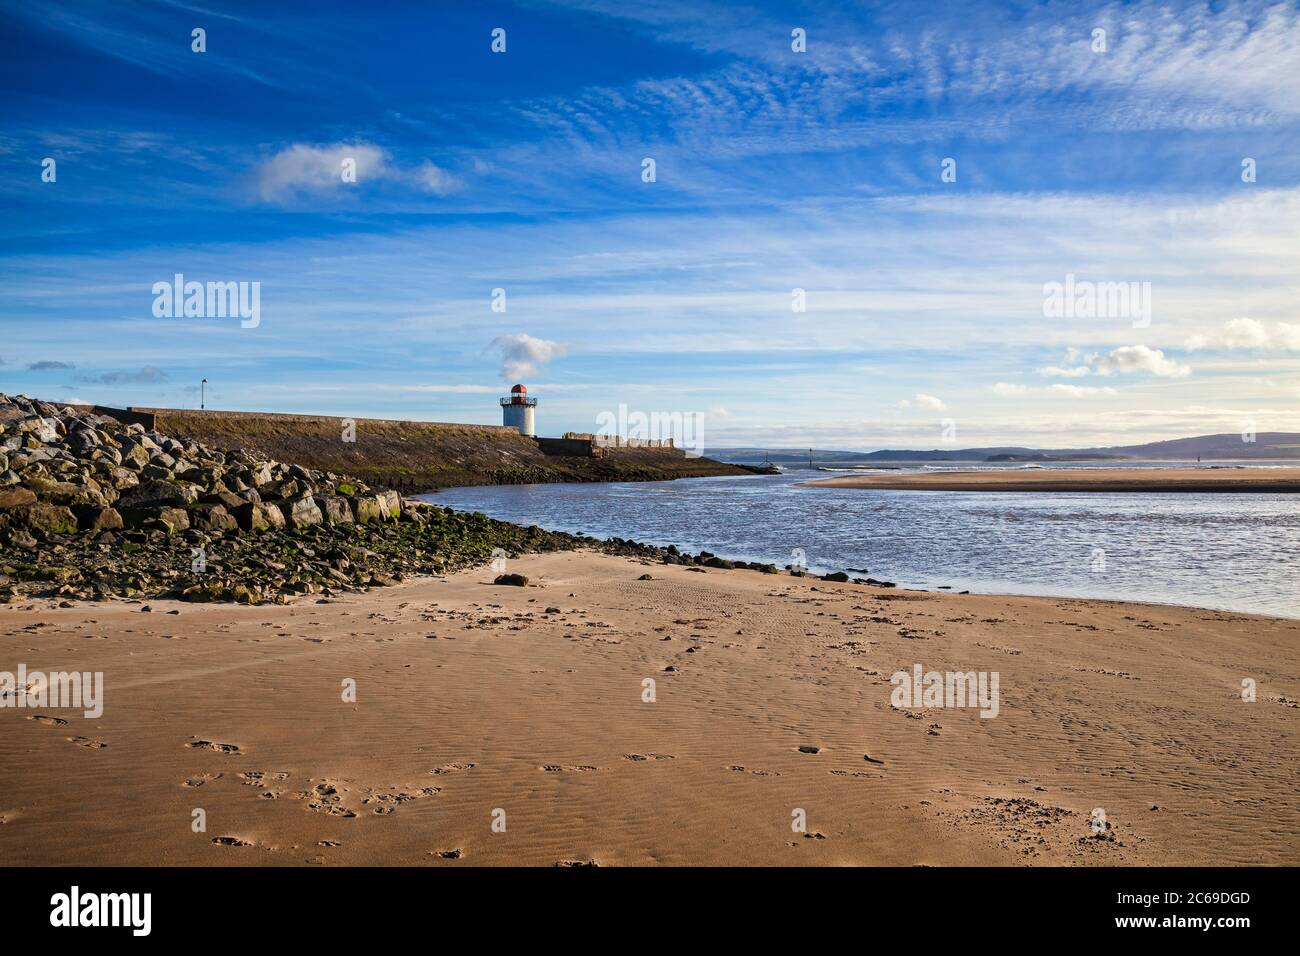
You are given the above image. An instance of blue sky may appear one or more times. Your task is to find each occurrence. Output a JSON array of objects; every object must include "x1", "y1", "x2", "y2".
[{"x1": 1, "y1": 0, "x2": 1298, "y2": 450}]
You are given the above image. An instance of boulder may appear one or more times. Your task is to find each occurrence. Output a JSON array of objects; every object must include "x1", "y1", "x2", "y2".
[
  {"x1": 261, "y1": 501, "x2": 286, "y2": 530},
  {"x1": 24, "y1": 476, "x2": 108, "y2": 507},
  {"x1": 76, "y1": 505, "x2": 124, "y2": 532},
  {"x1": 494, "y1": 573, "x2": 528, "y2": 586},
  {"x1": 121, "y1": 505, "x2": 190, "y2": 534},
  {"x1": 67, "y1": 429, "x2": 102, "y2": 456},
  {"x1": 189, "y1": 504, "x2": 239, "y2": 533},
  {"x1": 153, "y1": 506, "x2": 191, "y2": 534},
  {"x1": 117, "y1": 479, "x2": 199, "y2": 508},
  {"x1": 232, "y1": 501, "x2": 274, "y2": 532},
  {"x1": 5, "y1": 528, "x2": 38, "y2": 549},
  {"x1": 353, "y1": 495, "x2": 386, "y2": 524},
  {"x1": 0, "y1": 487, "x2": 36, "y2": 509},
  {"x1": 314, "y1": 495, "x2": 354, "y2": 525},
  {"x1": 279, "y1": 496, "x2": 324, "y2": 528},
  {"x1": 119, "y1": 443, "x2": 152, "y2": 469},
  {"x1": 11, "y1": 502, "x2": 79, "y2": 536},
  {"x1": 208, "y1": 490, "x2": 251, "y2": 510},
  {"x1": 25, "y1": 418, "x2": 61, "y2": 443}
]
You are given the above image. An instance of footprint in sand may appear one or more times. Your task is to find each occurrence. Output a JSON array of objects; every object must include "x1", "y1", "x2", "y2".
[
  {"x1": 433, "y1": 848, "x2": 462, "y2": 860},
  {"x1": 540, "y1": 764, "x2": 599, "y2": 773},
  {"x1": 238, "y1": 771, "x2": 289, "y2": 786},
  {"x1": 66, "y1": 736, "x2": 107, "y2": 749},
  {"x1": 726, "y1": 765, "x2": 780, "y2": 777},
  {"x1": 302, "y1": 781, "x2": 358, "y2": 818},
  {"x1": 428, "y1": 762, "x2": 476, "y2": 775},
  {"x1": 211, "y1": 836, "x2": 254, "y2": 847},
  {"x1": 25, "y1": 714, "x2": 68, "y2": 726},
  {"x1": 182, "y1": 773, "x2": 223, "y2": 788},
  {"x1": 187, "y1": 739, "x2": 245, "y2": 755},
  {"x1": 361, "y1": 787, "x2": 440, "y2": 815},
  {"x1": 622, "y1": 753, "x2": 675, "y2": 762},
  {"x1": 554, "y1": 859, "x2": 599, "y2": 867}
]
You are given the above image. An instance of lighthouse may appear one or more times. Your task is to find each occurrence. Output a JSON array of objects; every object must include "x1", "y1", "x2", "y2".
[{"x1": 500, "y1": 383, "x2": 537, "y2": 436}]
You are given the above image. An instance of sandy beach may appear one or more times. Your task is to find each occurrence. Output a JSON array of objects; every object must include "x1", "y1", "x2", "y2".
[
  {"x1": 2, "y1": 550, "x2": 1296, "y2": 867},
  {"x1": 803, "y1": 467, "x2": 1300, "y2": 493}
]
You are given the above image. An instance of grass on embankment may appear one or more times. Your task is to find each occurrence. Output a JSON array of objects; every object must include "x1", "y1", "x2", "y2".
[{"x1": 151, "y1": 410, "x2": 753, "y2": 491}]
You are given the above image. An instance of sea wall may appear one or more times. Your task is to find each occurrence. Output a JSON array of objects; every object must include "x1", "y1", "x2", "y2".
[{"x1": 86, "y1": 406, "x2": 751, "y2": 491}]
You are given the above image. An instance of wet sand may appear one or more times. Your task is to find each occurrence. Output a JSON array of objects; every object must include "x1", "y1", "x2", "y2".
[
  {"x1": 803, "y1": 467, "x2": 1300, "y2": 493},
  {"x1": 2, "y1": 551, "x2": 1297, "y2": 866}
]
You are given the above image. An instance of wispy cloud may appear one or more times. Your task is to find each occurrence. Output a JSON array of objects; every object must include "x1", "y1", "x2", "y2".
[
  {"x1": 3, "y1": 0, "x2": 1297, "y2": 445},
  {"x1": 76, "y1": 366, "x2": 169, "y2": 385},
  {"x1": 1186, "y1": 317, "x2": 1300, "y2": 351}
]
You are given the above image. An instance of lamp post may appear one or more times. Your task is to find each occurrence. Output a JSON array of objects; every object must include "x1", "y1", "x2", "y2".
[{"x1": 201, "y1": 378, "x2": 207, "y2": 410}]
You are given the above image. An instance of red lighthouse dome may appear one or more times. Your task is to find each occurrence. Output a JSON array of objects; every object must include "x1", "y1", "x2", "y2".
[{"x1": 510, "y1": 384, "x2": 526, "y2": 394}]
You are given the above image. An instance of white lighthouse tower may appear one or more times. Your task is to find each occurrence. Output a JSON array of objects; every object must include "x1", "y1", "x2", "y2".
[{"x1": 500, "y1": 383, "x2": 537, "y2": 436}]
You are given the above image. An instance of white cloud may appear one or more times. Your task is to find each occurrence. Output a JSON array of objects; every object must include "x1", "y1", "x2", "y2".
[
  {"x1": 414, "y1": 161, "x2": 460, "y2": 196},
  {"x1": 1093, "y1": 345, "x2": 1191, "y2": 379},
  {"x1": 913, "y1": 393, "x2": 946, "y2": 411},
  {"x1": 254, "y1": 143, "x2": 462, "y2": 202},
  {"x1": 1049, "y1": 383, "x2": 1117, "y2": 398},
  {"x1": 992, "y1": 382, "x2": 1115, "y2": 398},
  {"x1": 256, "y1": 143, "x2": 392, "y2": 201},
  {"x1": 1186, "y1": 317, "x2": 1300, "y2": 352},
  {"x1": 1038, "y1": 364, "x2": 1091, "y2": 378},
  {"x1": 489, "y1": 333, "x2": 567, "y2": 381}
]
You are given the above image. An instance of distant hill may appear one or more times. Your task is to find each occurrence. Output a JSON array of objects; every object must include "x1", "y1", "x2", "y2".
[{"x1": 712, "y1": 433, "x2": 1300, "y2": 466}]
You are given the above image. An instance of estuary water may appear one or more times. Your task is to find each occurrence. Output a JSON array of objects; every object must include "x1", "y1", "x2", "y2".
[{"x1": 423, "y1": 467, "x2": 1300, "y2": 617}]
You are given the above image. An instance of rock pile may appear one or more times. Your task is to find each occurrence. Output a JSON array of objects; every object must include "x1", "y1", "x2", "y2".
[{"x1": 0, "y1": 394, "x2": 595, "y2": 604}]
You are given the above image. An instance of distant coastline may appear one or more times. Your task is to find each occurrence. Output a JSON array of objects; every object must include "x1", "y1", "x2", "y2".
[{"x1": 801, "y1": 466, "x2": 1300, "y2": 493}]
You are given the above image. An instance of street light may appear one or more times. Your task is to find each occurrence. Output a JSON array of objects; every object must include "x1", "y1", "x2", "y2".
[{"x1": 201, "y1": 378, "x2": 207, "y2": 410}]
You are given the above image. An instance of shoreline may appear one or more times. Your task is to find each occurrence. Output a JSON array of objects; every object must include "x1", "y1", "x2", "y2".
[
  {"x1": 801, "y1": 466, "x2": 1300, "y2": 493},
  {"x1": 2, "y1": 550, "x2": 1297, "y2": 866}
]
